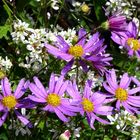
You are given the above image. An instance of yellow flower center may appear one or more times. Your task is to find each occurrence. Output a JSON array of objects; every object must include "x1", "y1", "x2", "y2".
[
  {"x1": 2, "y1": 95, "x2": 17, "y2": 109},
  {"x1": 81, "y1": 98, "x2": 94, "y2": 112},
  {"x1": 81, "y1": 4, "x2": 90, "y2": 13},
  {"x1": 68, "y1": 45, "x2": 84, "y2": 57},
  {"x1": 127, "y1": 38, "x2": 140, "y2": 51},
  {"x1": 46, "y1": 93, "x2": 61, "y2": 107},
  {"x1": 115, "y1": 88, "x2": 128, "y2": 101}
]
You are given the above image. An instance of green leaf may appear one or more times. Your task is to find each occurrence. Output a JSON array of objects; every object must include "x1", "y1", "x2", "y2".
[
  {"x1": 0, "y1": 25, "x2": 12, "y2": 39},
  {"x1": 0, "y1": 133, "x2": 8, "y2": 140},
  {"x1": 93, "y1": 0, "x2": 106, "y2": 22},
  {"x1": 104, "y1": 135, "x2": 111, "y2": 140}
]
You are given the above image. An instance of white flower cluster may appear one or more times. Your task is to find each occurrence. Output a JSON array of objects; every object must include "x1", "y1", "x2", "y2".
[
  {"x1": 107, "y1": 110, "x2": 140, "y2": 138},
  {"x1": 87, "y1": 70, "x2": 103, "y2": 88},
  {"x1": 0, "y1": 56, "x2": 12, "y2": 71},
  {"x1": 11, "y1": 19, "x2": 76, "y2": 70},
  {"x1": 105, "y1": 0, "x2": 136, "y2": 19}
]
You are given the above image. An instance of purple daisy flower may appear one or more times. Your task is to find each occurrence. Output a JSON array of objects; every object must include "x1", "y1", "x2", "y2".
[
  {"x1": 103, "y1": 69, "x2": 140, "y2": 114},
  {"x1": 28, "y1": 74, "x2": 81, "y2": 122},
  {"x1": 67, "y1": 81, "x2": 113, "y2": 129},
  {"x1": 0, "y1": 77, "x2": 31, "y2": 127},
  {"x1": 45, "y1": 28, "x2": 112, "y2": 75},
  {"x1": 111, "y1": 21, "x2": 140, "y2": 58}
]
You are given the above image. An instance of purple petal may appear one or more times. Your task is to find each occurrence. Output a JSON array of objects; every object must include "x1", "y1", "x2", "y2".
[
  {"x1": 45, "y1": 43, "x2": 73, "y2": 61},
  {"x1": 78, "y1": 60, "x2": 88, "y2": 72},
  {"x1": 56, "y1": 35, "x2": 69, "y2": 52},
  {"x1": 131, "y1": 77, "x2": 140, "y2": 86},
  {"x1": 106, "y1": 72, "x2": 118, "y2": 90},
  {"x1": 91, "y1": 92, "x2": 106, "y2": 105},
  {"x1": 94, "y1": 106, "x2": 113, "y2": 115},
  {"x1": 111, "y1": 32, "x2": 127, "y2": 46},
  {"x1": 77, "y1": 28, "x2": 87, "y2": 46},
  {"x1": 49, "y1": 73, "x2": 55, "y2": 93},
  {"x1": 128, "y1": 96, "x2": 140, "y2": 100},
  {"x1": 58, "y1": 80, "x2": 69, "y2": 96},
  {"x1": 119, "y1": 73, "x2": 131, "y2": 89},
  {"x1": 84, "y1": 39, "x2": 104, "y2": 53},
  {"x1": 54, "y1": 107, "x2": 69, "y2": 122},
  {"x1": 121, "y1": 102, "x2": 134, "y2": 114},
  {"x1": 42, "y1": 105, "x2": 51, "y2": 111},
  {"x1": 89, "y1": 117, "x2": 95, "y2": 129},
  {"x1": 0, "y1": 104, "x2": 4, "y2": 111},
  {"x1": 83, "y1": 82, "x2": 91, "y2": 99},
  {"x1": 14, "y1": 78, "x2": 25, "y2": 99},
  {"x1": 15, "y1": 110, "x2": 32, "y2": 127},
  {"x1": 61, "y1": 101, "x2": 82, "y2": 112},
  {"x1": 1, "y1": 77, "x2": 11, "y2": 96},
  {"x1": 103, "y1": 82, "x2": 115, "y2": 94},
  {"x1": 127, "y1": 21, "x2": 137, "y2": 38},
  {"x1": 54, "y1": 75, "x2": 64, "y2": 94},
  {"x1": 104, "y1": 98, "x2": 116, "y2": 104},
  {"x1": 66, "y1": 82, "x2": 81, "y2": 99},
  {"x1": 84, "y1": 32, "x2": 99, "y2": 50},
  {"x1": 127, "y1": 98, "x2": 140, "y2": 107},
  {"x1": 128, "y1": 87, "x2": 140, "y2": 95},
  {"x1": 110, "y1": 69, "x2": 118, "y2": 88},
  {"x1": 29, "y1": 83, "x2": 46, "y2": 99},
  {"x1": 116, "y1": 100, "x2": 120, "y2": 110},
  {"x1": 58, "y1": 106, "x2": 76, "y2": 116},
  {"x1": 28, "y1": 95, "x2": 46, "y2": 103},
  {"x1": 61, "y1": 59, "x2": 74, "y2": 75},
  {"x1": 33, "y1": 77, "x2": 47, "y2": 96},
  {"x1": 0, "y1": 111, "x2": 8, "y2": 127},
  {"x1": 92, "y1": 113, "x2": 110, "y2": 124}
]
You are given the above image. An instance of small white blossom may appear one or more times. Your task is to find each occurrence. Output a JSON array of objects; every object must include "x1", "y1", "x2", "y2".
[
  {"x1": 105, "y1": 0, "x2": 136, "y2": 19},
  {"x1": 0, "y1": 56, "x2": 12, "y2": 71}
]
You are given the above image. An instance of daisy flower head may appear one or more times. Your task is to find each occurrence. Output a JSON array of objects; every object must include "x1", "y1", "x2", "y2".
[
  {"x1": 103, "y1": 69, "x2": 140, "y2": 114},
  {"x1": 0, "y1": 77, "x2": 31, "y2": 127},
  {"x1": 28, "y1": 74, "x2": 81, "y2": 122},
  {"x1": 45, "y1": 28, "x2": 112, "y2": 75},
  {"x1": 111, "y1": 21, "x2": 140, "y2": 58},
  {"x1": 67, "y1": 81, "x2": 113, "y2": 129}
]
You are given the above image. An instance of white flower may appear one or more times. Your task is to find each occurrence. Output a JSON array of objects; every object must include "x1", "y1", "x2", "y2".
[
  {"x1": 105, "y1": 0, "x2": 136, "y2": 19},
  {"x1": 50, "y1": 0, "x2": 60, "y2": 10},
  {"x1": 0, "y1": 56, "x2": 12, "y2": 71}
]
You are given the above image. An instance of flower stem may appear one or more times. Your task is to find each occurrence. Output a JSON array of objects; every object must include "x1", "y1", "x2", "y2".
[
  {"x1": 10, "y1": 111, "x2": 15, "y2": 139},
  {"x1": 76, "y1": 59, "x2": 79, "y2": 86}
]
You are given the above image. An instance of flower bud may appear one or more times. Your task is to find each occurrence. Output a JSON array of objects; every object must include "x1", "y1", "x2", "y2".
[
  {"x1": 81, "y1": 4, "x2": 90, "y2": 13},
  {"x1": 59, "y1": 130, "x2": 71, "y2": 140},
  {"x1": 0, "y1": 70, "x2": 6, "y2": 79},
  {"x1": 101, "y1": 21, "x2": 109, "y2": 30}
]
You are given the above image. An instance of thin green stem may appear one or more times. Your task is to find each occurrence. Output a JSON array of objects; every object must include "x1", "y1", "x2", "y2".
[
  {"x1": 2, "y1": 0, "x2": 18, "y2": 20},
  {"x1": 76, "y1": 59, "x2": 79, "y2": 86},
  {"x1": 54, "y1": 0, "x2": 64, "y2": 27},
  {"x1": 10, "y1": 111, "x2": 15, "y2": 139}
]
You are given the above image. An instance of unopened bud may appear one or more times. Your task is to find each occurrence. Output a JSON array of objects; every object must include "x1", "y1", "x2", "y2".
[
  {"x1": 81, "y1": 4, "x2": 90, "y2": 13},
  {"x1": 59, "y1": 130, "x2": 71, "y2": 140},
  {"x1": 101, "y1": 21, "x2": 109, "y2": 30},
  {"x1": 0, "y1": 70, "x2": 6, "y2": 79}
]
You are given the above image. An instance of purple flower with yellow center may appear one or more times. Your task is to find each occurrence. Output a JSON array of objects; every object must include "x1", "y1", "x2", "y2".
[
  {"x1": 111, "y1": 21, "x2": 140, "y2": 58},
  {"x1": 103, "y1": 69, "x2": 140, "y2": 114},
  {"x1": 67, "y1": 81, "x2": 113, "y2": 129},
  {"x1": 45, "y1": 28, "x2": 112, "y2": 75},
  {"x1": 0, "y1": 77, "x2": 31, "y2": 127},
  {"x1": 28, "y1": 74, "x2": 81, "y2": 122}
]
